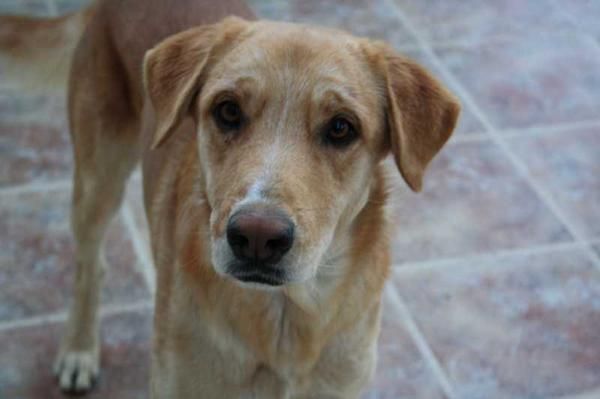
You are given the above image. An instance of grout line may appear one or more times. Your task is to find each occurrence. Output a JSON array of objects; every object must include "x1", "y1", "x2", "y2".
[
  {"x1": 392, "y1": 240, "x2": 592, "y2": 275},
  {"x1": 393, "y1": 43, "x2": 428, "y2": 53},
  {"x1": 427, "y1": 31, "x2": 583, "y2": 49},
  {"x1": 446, "y1": 132, "x2": 490, "y2": 144},
  {"x1": 45, "y1": 0, "x2": 58, "y2": 16},
  {"x1": 584, "y1": 244, "x2": 600, "y2": 271},
  {"x1": 495, "y1": 119, "x2": 600, "y2": 140},
  {"x1": 417, "y1": 36, "x2": 531, "y2": 50},
  {"x1": 0, "y1": 300, "x2": 153, "y2": 333},
  {"x1": 446, "y1": 118, "x2": 600, "y2": 145},
  {"x1": 121, "y1": 202, "x2": 156, "y2": 295},
  {"x1": 0, "y1": 311, "x2": 66, "y2": 333},
  {"x1": 386, "y1": 0, "x2": 600, "y2": 273},
  {"x1": 550, "y1": 0, "x2": 600, "y2": 59},
  {"x1": 0, "y1": 179, "x2": 71, "y2": 196},
  {"x1": 386, "y1": 285, "x2": 458, "y2": 399}
]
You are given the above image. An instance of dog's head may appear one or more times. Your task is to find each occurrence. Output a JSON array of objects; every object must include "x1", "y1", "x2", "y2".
[{"x1": 144, "y1": 17, "x2": 459, "y2": 288}]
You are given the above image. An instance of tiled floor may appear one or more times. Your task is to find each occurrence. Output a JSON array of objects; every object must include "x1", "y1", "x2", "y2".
[{"x1": 1, "y1": 0, "x2": 599, "y2": 398}]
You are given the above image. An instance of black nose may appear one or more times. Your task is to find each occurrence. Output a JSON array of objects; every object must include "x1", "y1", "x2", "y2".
[{"x1": 227, "y1": 207, "x2": 294, "y2": 265}]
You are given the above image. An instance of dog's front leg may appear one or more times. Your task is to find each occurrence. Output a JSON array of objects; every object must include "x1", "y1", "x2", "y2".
[
  {"x1": 53, "y1": 161, "x2": 133, "y2": 393},
  {"x1": 53, "y1": 249, "x2": 104, "y2": 393}
]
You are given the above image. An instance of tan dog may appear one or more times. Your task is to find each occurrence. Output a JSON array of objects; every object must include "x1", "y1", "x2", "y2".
[{"x1": 1, "y1": 0, "x2": 460, "y2": 397}]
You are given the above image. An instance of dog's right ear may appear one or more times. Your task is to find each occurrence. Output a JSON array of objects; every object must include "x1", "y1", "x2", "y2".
[
  {"x1": 365, "y1": 42, "x2": 460, "y2": 192},
  {"x1": 143, "y1": 17, "x2": 248, "y2": 149}
]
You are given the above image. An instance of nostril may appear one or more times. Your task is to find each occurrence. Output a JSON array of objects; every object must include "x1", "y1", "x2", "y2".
[
  {"x1": 228, "y1": 229, "x2": 248, "y2": 248},
  {"x1": 266, "y1": 235, "x2": 292, "y2": 252},
  {"x1": 266, "y1": 238, "x2": 284, "y2": 251}
]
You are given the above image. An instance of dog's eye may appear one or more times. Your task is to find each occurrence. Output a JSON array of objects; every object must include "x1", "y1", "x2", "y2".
[
  {"x1": 323, "y1": 117, "x2": 358, "y2": 147},
  {"x1": 213, "y1": 101, "x2": 244, "y2": 130}
]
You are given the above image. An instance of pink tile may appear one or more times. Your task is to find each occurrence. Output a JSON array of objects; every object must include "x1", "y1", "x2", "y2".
[
  {"x1": 247, "y1": 0, "x2": 417, "y2": 48},
  {"x1": 0, "y1": 91, "x2": 70, "y2": 186},
  {"x1": 0, "y1": 189, "x2": 150, "y2": 322},
  {"x1": 0, "y1": 309, "x2": 151, "y2": 399},
  {"x1": 363, "y1": 287, "x2": 447, "y2": 399},
  {"x1": 434, "y1": 36, "x2": 600, "y2": 129},
  {"x1": 559, "y1": 1, "x2": 600, "y2": 39},
  {"x1": 393, "y1": 248, "x2": 600, "y2": 398},
  {"x1": 55, "y1": 0, "x2": 91, "y2": 14},
  {"x1": 389, "y1": 140, "x2": 571, "y2": 264},
  {"x1": 0, "y1": 91, "x2": 67, "y2": 127},
  {"x1": 0, "y1": 122, "x2": 73, "y2": 186},
  {"x1": 396, "y1": 0, "x2": 573, "y2": 43},
  {"x1": 0, "y1": 1, "x2": 21, "y2": 14},
  {"x1": 508, "y1": 128, "x2": 600, "y2": 239},
  {"x1": 0, "y1": 0, "x2": 50, "y2": 16}
]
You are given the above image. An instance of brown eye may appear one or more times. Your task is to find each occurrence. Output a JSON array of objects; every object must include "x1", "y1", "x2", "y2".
[
  {"x1": 323, "y1": 117, "x2": 358, "y2": 147},
  {"x1": 213, "y1": 100, "x2": 244, "y2": 130}
]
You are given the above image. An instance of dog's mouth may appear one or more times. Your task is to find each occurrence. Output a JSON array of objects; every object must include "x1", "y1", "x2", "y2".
[
  {"x1": 233, "y1": 272, "x2": 285, "y2": 286},
  {"x1": 228, "y1": 264, "x2": 287, "y2": 287}
]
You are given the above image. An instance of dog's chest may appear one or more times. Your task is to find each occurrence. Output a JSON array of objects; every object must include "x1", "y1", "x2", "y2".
[
  {"x1": 216, "y1": 296, "x2": 320, "y2": 375},
  {"x1": 175, "y1": 295, "x2": 351, "y2": 395},
  {"x1": 154, "y1": 273, "x2": 379, "y2": 398}
]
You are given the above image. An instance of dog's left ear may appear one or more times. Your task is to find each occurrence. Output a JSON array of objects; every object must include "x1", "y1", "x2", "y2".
[
  {"x1": 371, "y1": 44, "x2": 461, "y2": 192},
  {"x1": 143, "y1": 17, "x2": 248, "y2": 149}
]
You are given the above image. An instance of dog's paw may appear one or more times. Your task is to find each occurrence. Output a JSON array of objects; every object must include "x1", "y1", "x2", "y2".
[{"x1": 53, "y1": 349, "x2": 99, "y2": 394}]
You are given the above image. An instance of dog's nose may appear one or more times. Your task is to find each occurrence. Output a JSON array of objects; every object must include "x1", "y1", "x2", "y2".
[{"x1": 227, "y1": 208, "x2": 294, "y2": 264}]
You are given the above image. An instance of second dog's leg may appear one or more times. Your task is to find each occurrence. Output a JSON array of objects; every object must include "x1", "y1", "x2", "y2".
[
  {"x1": 52, "y1": 23, "x2": 141, "y2": 392},
  {"x1": 53, "y1": 119, "x2": 139, "y2": 394},
  {"x1": 53, "y1": 166, "x2": 129, "y2": 392}
]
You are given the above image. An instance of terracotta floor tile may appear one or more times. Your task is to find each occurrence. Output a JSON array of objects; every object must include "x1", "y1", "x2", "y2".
[
  {"x1": 434, "y1": 36, "x2": 600, "y2": 129},
  {"x1": 0, "y1": 91, "x2": 66, "y2": 127},
  {"x1": 0, "y1": 1, "x2": 21, "y2": 14},
  {"x1": 559, "y1": 1, "x2": 600, "y2": 40},
  {"x1": 362, "y1": 286, "x2": 447, "y2": 399},
  {"x1": 0, "y1": 90, "x2": 70, "y2": 186},
  {"x1": 247, "y1": 0, "x2": 417, "y2": 48},
  {"x1": 0, "y1": 190, "x2": 150, "y2": 322},
  {"x1": 0, "y1": 121, "x2": 72, "y2": 186},
  {"x1": 395, "y1": 0, "x2": 573, "y2": 44},
  {"x1": 0, "y1": 309, "x2": 151, "y2": 399},
  {"x1": 388, "y1": 140, "x2": 571, "y2": 264},
  {"x1": 54, "y1": 0, "x2": 91, "y2": 14},
  {"x1": 508, "y1": 128, "x2": 600, "y2": 239},
  {"x1": 393, "y1": 248, "x2": 600, "y2": 399},
  {"x1": 0, "y1": 0, "x2": 50, "y2": 16}
]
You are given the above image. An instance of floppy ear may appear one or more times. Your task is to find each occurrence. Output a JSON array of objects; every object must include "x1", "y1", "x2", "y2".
[
  {"x1": 379, "y1": 47, "x2": 460, "y2": 192},
  {"x1": 143, "y1": 17, "x2": 248, "y2": 149}
]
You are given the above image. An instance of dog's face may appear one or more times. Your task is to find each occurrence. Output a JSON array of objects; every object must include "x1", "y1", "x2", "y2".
[{"x1": 144, "y1": 18, "x2": 459, "y2": 288}]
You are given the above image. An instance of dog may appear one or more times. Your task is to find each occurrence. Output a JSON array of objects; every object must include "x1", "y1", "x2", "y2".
[{"x1": 0, "y1": 0, "x2": 460, "y2": 397}]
